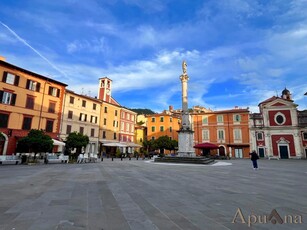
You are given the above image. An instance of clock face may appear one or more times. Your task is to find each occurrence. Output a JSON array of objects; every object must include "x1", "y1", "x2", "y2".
[{"x1": 106, "y1": 89, "x2": 110, "y2": 94}]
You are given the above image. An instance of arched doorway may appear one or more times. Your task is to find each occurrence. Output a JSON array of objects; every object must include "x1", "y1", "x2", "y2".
[
  {"x1": 218, "y1": 146, "x2": 225, "y2": 156},
  {"x1": 0, "y1": 132, "x2": 8, "y2": 155}
]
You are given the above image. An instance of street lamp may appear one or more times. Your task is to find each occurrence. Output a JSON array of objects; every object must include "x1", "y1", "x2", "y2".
[{"x1": 38, "y1": 81, "x2": 50, "y2": 130}]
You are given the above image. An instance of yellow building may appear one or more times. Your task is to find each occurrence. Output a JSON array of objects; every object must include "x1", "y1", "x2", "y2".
[
  {"x1": 135, "y1": 114, "x2": 147, "y2": 146},
  {"x1": 60, "y1": 90, "x2": 101, "y2": 154},
  {"x1": 0, "y1": 57, "x2": 67, "y2": 155},
  {"x1": 97, "y1": 77, "x2": 137, "y2": 155}
]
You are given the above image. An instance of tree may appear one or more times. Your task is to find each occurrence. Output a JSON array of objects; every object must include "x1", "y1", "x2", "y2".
[
  {"x1": 154, "y1": 136, "x2": 173, "y2": 155},
  {"x1": 168, "y1": 140, "x2": 178, "y2": 153},
  {"x1": 142, "y1": 139, "x2": 157, "y2": 152},
  {"x1": 65, "y1": 132, "x2": 89, "y2": 158},
  {"x1": 17, "y1": 129, "x2": 53, "y2": 153}
]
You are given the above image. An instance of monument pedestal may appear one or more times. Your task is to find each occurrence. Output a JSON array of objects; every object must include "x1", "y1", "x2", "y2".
[{"x1": 177, "y1": 129, "x2": 195, "y2": 157}]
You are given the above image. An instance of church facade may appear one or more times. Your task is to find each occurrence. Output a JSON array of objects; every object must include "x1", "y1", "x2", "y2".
[{"x1": 250, "y1": 89, "x2": 307, "y2": 159}]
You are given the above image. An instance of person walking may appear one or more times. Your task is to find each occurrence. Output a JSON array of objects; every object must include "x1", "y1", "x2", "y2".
[{"x1": 250, "y1": 150, "x2": 259, "y2": 170}]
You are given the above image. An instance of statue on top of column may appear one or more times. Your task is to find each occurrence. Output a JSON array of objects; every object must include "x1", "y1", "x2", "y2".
[{"x1": 182, "y1": 60, "x2": 187, "y2": 75}]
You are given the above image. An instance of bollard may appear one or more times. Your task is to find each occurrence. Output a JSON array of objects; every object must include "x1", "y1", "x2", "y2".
[
  {"x1": 112, "y1": 157, "x2": 113, "y2": 161},
  {"x1": 101, "y1": 157, "x2": 103, "y2": 162},
  {"x1": 129, "y1": 157, "x2": 131, "y2": 160}
]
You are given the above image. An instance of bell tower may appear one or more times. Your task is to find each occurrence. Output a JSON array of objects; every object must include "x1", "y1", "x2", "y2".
[
  {"x1": 281, "y1": 88, "x2": 292, "y2": 100},
  {"x1": 98, "y1": 77, "x2": 112, "y2": 102}
]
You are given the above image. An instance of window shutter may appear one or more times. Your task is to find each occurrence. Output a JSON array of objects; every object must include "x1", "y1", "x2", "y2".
[
  {"x1": 48, "y1": 86, "x2": 52, "y2": 95},
  {"x1": 0, "y1": 90, "x2": 3, "y2": 102},
  {"x1": 14, "y1": 75, "x2": 20, "y2": 86},
  {"x1": 2, "y1": 72, "x2": 7, "y2": 82},
  {"x1": 36, "y1": 82, "x2": 41, "y2": 92},
  {"x1": 56, "y1": 89, "x2": 60, "y2": 97},
  {"x1": 11, "y1": 94, "x2": 16, "y2": 106},
  {"x1": 26, "y1": 79, "x2": 30, "y2": 89},
  {"x1": 85, "y1": 114, "x2": 87, "y2": 122}
]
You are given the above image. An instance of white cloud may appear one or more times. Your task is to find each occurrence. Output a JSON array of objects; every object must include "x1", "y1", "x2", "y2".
[{"x1": 66, "y1": 38, "x2": 108, "y2": 54}]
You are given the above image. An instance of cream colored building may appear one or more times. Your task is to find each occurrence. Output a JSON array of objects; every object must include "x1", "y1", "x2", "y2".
[{"x1": 60, "y1": 90, "x2": 101, "y2": 154}]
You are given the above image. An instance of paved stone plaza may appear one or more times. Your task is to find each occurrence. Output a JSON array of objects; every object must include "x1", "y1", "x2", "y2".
[{"x1": 0, "y1": 159, "x2": 306, "y2": 230}]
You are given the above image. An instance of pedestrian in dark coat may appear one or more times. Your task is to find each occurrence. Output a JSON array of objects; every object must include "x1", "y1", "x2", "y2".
[{"x1": 250, "y1": 150, "x2": 259, "y2": 169}]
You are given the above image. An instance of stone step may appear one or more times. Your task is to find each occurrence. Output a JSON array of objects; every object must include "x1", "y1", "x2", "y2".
[{"x1": 154, "y1": 156, "x2": 215, "y2": 165}]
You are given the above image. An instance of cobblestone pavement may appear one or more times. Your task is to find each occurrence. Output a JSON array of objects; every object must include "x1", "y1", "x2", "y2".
[{"x1": 0, "y1": 159, "x2": 306, "y2": 230}]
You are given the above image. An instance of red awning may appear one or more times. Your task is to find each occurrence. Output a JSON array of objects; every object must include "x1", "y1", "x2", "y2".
[{"x1": 193, "y1": 142, "x2": 219, "y2": 149}]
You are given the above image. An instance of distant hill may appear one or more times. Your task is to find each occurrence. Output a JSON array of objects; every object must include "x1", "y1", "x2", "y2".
[{"x1": 130, "y1": 108, "x2": 156, "y2": 115}]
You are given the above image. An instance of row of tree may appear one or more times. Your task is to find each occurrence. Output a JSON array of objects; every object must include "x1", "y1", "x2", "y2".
[{"x1": 16, "y1": 129, "x2": 177, "y2": 157}]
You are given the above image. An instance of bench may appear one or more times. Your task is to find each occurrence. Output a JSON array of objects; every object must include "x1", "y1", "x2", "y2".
[
  {"x1": 0, "y1": 155, "x2": 20, "y2": 165},
  {"x1": 45, "y1": 154, "x2": 69, "y2": 164}
]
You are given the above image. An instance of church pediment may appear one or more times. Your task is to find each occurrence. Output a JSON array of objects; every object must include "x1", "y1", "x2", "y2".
[
  {"x1": 265, "y1": 98, "x2": 297, "y2": 108},
  {"x1": 271, "y1": 102, "x2": 287, "y2": 107}
]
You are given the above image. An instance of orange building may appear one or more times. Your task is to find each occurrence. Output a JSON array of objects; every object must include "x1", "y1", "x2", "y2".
[
  {"x1": 146, "y1": 107, "x2": 181, "y2": 154},
  {"x1": 0, "y1": 57, "x2": 67, "y2": 155},
  {"x1": 192, "y1": 106, "x2": 250, "y2": 158}
]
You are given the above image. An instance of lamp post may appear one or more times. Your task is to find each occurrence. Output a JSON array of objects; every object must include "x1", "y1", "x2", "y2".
[{"x1": 38, "y1": 81, "x2": 50, "y2": 130}]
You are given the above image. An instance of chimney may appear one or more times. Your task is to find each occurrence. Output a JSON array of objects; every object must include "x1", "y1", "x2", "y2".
[
  {"x1": 0, "y1": 56, "x2": 6, "y2": 61},
  {"x1": 169, "y1": 105, "x2": 173, "y2": 111}
]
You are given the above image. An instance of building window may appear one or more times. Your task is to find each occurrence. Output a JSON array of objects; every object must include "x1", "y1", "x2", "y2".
[
  {"x1": 79, "y1": 113, "x2": 87, "y2": 122},
  {"x1": 26, "y1": 79, "x2": 40, "y2": 92},
  {"x1": 131, "y1": 115, "x2": 135, "y2": 121},
  {"x1": 48, "y1": 86, "x2": 60, "y2": 97},
  {"x1": 160, "y1": 117, "x2": 164, "y2": 122},
  {"x1": 275, "y1": 113, "x2": 286, "y2": 125},
  {"x1": 217, "y1": 115, "x2": 223, "y2": 123},
  {"x1": 104, "y1": 107, "x2": 107, "y2": 113},
  {"x1": 160, "y1": 126, "x2": 164, "y2": 131},
  {"x1": 0, "y1": 113, "x2": 9, "y2": 128},
  {"x1": 102, "y1": 131, "x2": 106, "y2": 139},
  {"x1": 91, "y1": 116, "x2": 97, "y2": 123},
  {"x1": 202, "y1": 129, "x2": 209, "y2": 141},
  {"x1": 93, "y1": 103, "x2": 97, "y2": 110},
  {"x1": 46, "y1": 120, "x2": 54, "y2": 132},
  {"x1": 121, "y1": 121, "x2": 124, "y2": 131},
  {"x1": 22, "y1": 117, "x2": 32, "y2": 130},
  {"x1": 234, "y1": 129, "x2": 242, "y2": 140},
  {"x1": 302, "y1": 132, "x2": 307, "y2": 140},
  {"x1": 48, "y1": 102, "x2": 56, "y2": 113},
  {"x1": 69, "y1": 96, "x2": 74, "y2": 104},
  {"x1": 202, "y1": 116, "x2": 208, "y2": 125},
  {"x1": 170, "y1": 127, "x2": 172, "y2": 132},
  {"x1": 79, "y1": 127, "x2": 84, "y2": 134},
  {"x1": 151, "y1": 117, "x2": 155, "y2": 122},
  {"x1": 218, "y1": 129, "x2": 224, "y2": 140},
  {"x1": 257, "y1": 132, "x2": 263, "y2": 141},
  {"x1": 126, "y1": 123, "x2": 130, "y2": 132},
  {"x1": 82, "y1": 100, "x2": 86, "y2": 107},
  {"x1": 0, "y1": 91, "x2": 16, "y2": 105},
  {"x1": 2, "y1": 72, "x2": 19, "y2": 86},
  {"x1": 66, "y1": 125, "x2": 72, "y2": 134},
  {"x1": 91, "y1": 128, "x2": 95, "y2": 137},
  {"x1": 68, "y1": 111, "x2": 73, "y2": 119},
  {"x1": 151, "y1": 136, "x2": 155, "y2": 141},
  {"x1": 113, "y1": 133, "x2": 116, "y2": 140},
  {"x1": 234, "y1": 114, "x2": 241, "y2": 122},
  {"x1": 170, "y1": 117, "x2": 173, "y2": 122},
  {"x1": 25, "y1": 96, "x2": 35, "y2": 109},
  {"x1": 152, "y1": 126, "x2": 155, "y2": 132},
  {"x1": 104, "y1": 118, "x2": 107, "y2": 125},
  {"x1": 115, "y1": 110, "x2": 118, "y2": 116}
]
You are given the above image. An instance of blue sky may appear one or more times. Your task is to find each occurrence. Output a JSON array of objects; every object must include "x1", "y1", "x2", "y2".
[{"x1": 0, "y1": 0, "x2": 307, "y2": 113}]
